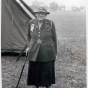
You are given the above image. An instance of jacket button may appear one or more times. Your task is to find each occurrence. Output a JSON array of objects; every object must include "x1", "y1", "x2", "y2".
[
  {"x1": 38, "y1": 35, "x2": 40, "y2": 37},
  {"x1": 51, "y1": 44, "x2": 53, "y2": 46},
  {"x1": 47, "y1": 29, "x2": 50, "y2": 31}
]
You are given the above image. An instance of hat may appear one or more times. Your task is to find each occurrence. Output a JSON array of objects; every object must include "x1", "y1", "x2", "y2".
[{"x1": 34, "y1": 7, "x2": 50, "y2": 14}]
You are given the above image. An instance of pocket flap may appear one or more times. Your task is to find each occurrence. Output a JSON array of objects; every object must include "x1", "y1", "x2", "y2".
[{"x1": 47, "y1": 43, "x2": 55, "y2": 47}]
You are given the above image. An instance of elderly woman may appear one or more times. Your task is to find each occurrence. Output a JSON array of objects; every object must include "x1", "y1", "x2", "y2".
[{"x1": 26, "y1": 7, "x2": 57, "y2": 88}]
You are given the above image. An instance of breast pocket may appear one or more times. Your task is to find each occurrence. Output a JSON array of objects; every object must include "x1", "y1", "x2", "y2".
[
  {"x1": 46, "y1": 25, "x2": 52, "y2": 37},
  {"x1": 30, "y1": 27, "x2": 37, "y2": 39}
]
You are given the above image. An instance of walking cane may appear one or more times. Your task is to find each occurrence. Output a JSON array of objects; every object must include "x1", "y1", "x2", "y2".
[
  {"x1": 16, "y1": 54, "x2": 28, "y2": 88},
  {"x1": 16, "y1": 44, "x2": 27, "y2": 61}
]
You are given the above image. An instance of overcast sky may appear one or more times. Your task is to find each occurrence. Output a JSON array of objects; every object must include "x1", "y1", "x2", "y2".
[{"x1": 17, "y1": 0, "x2": 86, "y2": 8}]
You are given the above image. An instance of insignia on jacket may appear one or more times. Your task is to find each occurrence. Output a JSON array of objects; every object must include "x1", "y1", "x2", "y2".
[{"x1": 31, "y1": 24, "x2": 34, "y2": 32}]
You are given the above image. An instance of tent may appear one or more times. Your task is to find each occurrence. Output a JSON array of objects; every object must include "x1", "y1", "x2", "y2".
[{"x1": 1, "y1": 0, "x2": 36, "y2": 53}]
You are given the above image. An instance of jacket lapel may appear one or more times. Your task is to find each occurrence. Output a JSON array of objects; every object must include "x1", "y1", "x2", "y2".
[
  {"x1": 35, "y1": 19, "x2": 39, "y2": 30},
  {"x1": 34, "y1": 19, "x2": 46, "y2": 31},
  {"x1": 40, "y1": 19, "x2": 46, "y2": 30}
]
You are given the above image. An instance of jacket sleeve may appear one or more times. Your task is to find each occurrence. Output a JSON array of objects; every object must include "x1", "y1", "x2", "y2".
[
  {"x1": 51, "y1": 21, "x2": 57, "y2": 55},
  {"x1": 26, "y1": 21, "x2": 31, "y2": 48}
]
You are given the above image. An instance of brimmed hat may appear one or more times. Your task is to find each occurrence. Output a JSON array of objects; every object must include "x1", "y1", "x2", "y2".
[{"x1": 34, "y1": 7, "x2": 50, "y2": 14}]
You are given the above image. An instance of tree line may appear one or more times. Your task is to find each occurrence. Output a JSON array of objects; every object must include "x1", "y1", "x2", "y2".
[{"x1": 30, "y1": 2, "x2": 85, "y2": 12}]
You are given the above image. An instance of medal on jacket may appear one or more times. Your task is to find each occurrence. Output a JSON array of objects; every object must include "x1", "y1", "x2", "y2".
[
  {"x1": 31, "y1": 24, "x2": 34, "y2": 32},
  {"x1": 37, "y1": 39, "x2": 42, "y2": 43}
]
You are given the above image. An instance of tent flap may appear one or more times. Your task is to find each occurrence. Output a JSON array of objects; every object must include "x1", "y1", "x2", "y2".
[{"x1": 1, "y1": 0, "x2": 35, "y2": 52}]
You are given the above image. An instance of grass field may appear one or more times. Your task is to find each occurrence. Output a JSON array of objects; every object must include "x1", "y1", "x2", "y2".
[{"x1": 1, "y1": 11, "x2": 86, "y2": 88}]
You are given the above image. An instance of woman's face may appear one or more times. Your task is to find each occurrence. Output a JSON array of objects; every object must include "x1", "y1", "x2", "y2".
[{"x1": 35, "y1": 12, "x2": 46, "y2": 21}]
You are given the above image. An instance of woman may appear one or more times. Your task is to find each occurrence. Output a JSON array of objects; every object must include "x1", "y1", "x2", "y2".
[{"x1": 26, "y1": 7, "x2": 57, "y2": 88}]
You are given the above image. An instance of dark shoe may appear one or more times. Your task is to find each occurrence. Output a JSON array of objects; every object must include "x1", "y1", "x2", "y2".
[{"x1": 46, "y1": 86, "x2": 51, "y2": 88}]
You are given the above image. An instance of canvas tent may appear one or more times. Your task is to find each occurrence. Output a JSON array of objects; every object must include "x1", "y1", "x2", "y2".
[{"x1": 1, "y1": 0, "x2": 36, "y2": 53}]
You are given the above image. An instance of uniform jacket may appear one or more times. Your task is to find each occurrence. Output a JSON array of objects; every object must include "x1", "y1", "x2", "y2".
[{"x1": 27, "y1": 18, "x2": 57, "y2": 62}]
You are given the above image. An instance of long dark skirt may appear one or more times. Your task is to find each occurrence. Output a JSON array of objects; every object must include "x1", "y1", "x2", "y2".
[{"x1": 27, "y1": 60, "x2": 55, "y2": 87}]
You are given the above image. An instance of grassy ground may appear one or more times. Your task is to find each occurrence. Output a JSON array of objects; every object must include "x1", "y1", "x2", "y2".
[{"x1": 1, "y1": 12, "x2": 86, "y2": 88}]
